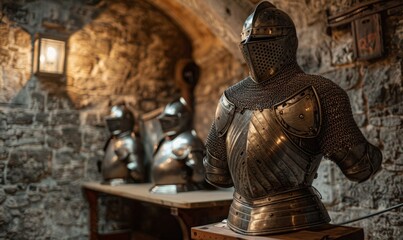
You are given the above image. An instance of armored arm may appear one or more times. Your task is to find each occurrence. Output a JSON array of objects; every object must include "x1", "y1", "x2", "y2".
[
  {"x1": 204, "y1": 94, "x2": 235, "y2": 188},
  {"x1": 329, "y1": 142, "x2": 382, "y2": 182},
  {"x1": 319, "y1": 83, "x2": 382, "y2": 182},
  {"x1": 172, "y1": 135, "x2": 206, "y2": 183},
  {"x1": 115, "y1": 138, "x2": 145, "y2": 182},
  {"x1": 126, "y1": 152, "x2": 145, "y2": 182}
]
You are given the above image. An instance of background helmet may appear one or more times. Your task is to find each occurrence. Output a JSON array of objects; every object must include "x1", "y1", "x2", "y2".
[
  {"x1": 158, "y1": 97, "x2": 192, "y2": 137},
  {"x1": 105, "y1": 104, "x2": 135, "y2": 136},
  {"x1": 240, "y1": 1, "x2": 298, "y2": 83}
]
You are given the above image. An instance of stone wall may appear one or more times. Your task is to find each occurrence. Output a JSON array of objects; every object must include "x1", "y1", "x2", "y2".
[
  {"x1": 0, "y1": 0, "x2": 200, "y2": 239},
  {"x1": 274, "y1": 1, "x2": 402, "y2": 239}
]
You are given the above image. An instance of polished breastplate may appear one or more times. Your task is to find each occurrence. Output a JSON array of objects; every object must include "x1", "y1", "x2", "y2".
[{"x1": 225, "y1": 86, "x2": 330, "y2": 235}]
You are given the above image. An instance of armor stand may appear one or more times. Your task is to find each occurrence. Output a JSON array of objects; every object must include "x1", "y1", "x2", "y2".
[{"x1": 191, "y1": 222, "x2": 364, "y2": 240}]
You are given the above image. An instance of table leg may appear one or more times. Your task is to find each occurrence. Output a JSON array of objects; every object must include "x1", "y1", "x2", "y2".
[
  {"x1": 84, "y1": 189, "x2": 99, "y2": 240},
  {"x1": 171, "y1": 205, "x2": 230, "y2": 240}
]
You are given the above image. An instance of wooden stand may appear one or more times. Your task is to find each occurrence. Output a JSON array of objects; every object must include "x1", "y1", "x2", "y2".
[
  {"x1": 191, "y1": 222, "x2": 364, "y2": 240},
  {"x1": 82, "y1": 182, "x2": 233, "y2": 240}
]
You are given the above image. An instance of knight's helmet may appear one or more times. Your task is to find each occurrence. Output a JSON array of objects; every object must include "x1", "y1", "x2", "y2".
[
  {"x1": 105, "y1": 104, "x2": 135, "y2": 136},
  {"x1": 158, "y1": 97, "x2": 192, "y2": 137},
  {"x1": 240, "y1": 1, "x2": 298, "y2": 83}
]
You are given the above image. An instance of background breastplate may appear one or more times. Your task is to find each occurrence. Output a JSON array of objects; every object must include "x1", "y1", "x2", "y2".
[{"x1": 150, "y1": 131, "x2": 205, "y2": 193}]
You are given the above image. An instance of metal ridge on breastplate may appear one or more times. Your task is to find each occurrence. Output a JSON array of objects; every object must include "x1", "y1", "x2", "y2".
[{"x1": 233, "y1": 186, "x2": 319, "y2": 206}]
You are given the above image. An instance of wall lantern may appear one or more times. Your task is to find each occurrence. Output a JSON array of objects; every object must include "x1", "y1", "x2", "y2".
[{"x1": 33, "y1": 34, "x2": 67, "y2": 77}]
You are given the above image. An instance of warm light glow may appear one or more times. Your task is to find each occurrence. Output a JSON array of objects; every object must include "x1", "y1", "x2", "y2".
[
  {"x1": 46, "y1": 46, "x2": 57, "y2": 62},
  {"x1": 276, "y1": 136, "x2": 286, "y2": 145},
  {"x1": 33, "y1": 37, "x2": 66, "y2": 75}
]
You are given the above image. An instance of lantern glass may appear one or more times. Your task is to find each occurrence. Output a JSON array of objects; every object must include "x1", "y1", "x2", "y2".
[{"x1": 33, "y1": 37, "x2": 66, "y2": 75}]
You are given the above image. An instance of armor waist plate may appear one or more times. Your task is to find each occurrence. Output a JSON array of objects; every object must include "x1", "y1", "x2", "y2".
[{"x1": 227, "y1": 187, "x2": 330, "y2": 235}]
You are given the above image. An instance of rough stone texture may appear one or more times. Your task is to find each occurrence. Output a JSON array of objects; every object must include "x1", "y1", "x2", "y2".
[
  {"x1": 0, "y1": 0, "x2": 401, "y2": 239},
  {"x1": 0, "y1": 0, "x2": 196, "y2": 239}
]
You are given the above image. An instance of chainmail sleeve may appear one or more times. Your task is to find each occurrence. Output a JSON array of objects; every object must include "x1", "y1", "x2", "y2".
[
  {"x1": 318, "y1": 80, "x2": 382, "y2": 182},
  {"x1": 204, "y1": 121, "x2": 233, "y2": 188},
  {"x1": 318, "y1": 82, "x2": 365, "y2": 153}
]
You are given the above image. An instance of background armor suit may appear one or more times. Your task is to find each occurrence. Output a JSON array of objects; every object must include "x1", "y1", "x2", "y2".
[
  {"x1": 204, "y1": 1, "x2": 382, "y2": 236},
  {"x1": 101, "y1": 104, "x2": 145, "y2": 185},
  {"x1": 150, "y1": 98, "x2": 208, "y2": 194}
]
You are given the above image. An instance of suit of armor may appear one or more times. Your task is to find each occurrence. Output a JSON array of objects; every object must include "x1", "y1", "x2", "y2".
[
  {"x1": 150, "y1": 98, "x2": 207, "y2": 194},
  {"x1": 204, "y1": 1, "x2": 382, "y2": 235},
  {"x1": 102, "y1": 105, "x2": 145, "y2": 185}
]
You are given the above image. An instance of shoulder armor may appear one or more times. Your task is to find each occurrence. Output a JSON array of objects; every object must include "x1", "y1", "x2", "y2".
[
  {"x1": 172, "y1": 131, "x2": 204, "y2": 159},
  {"x1": 273, "y1": 86, "x2": 321, "y2": 138},
  {"x1": 215, "y1": 93, "x2": 235, "y2": 137}
]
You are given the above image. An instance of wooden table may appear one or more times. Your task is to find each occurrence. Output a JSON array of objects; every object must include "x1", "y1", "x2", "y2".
[
  {"x1": 82, "y1": 182, "x2": 234, "y2": 240},
  {"x1": 191, "y1": 222, "x2": 364, "y2": 240}
]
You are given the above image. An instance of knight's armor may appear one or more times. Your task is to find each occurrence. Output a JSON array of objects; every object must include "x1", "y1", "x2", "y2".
[
  {"x1": 150, "y1": 98, "x2": 207, "y2": 194},
  {"x1": 102, "y1": 104, "x2": 145, "y2": 185},
  {"x1": 204, "y1": 1, "x2": 382, "y2": 235}
]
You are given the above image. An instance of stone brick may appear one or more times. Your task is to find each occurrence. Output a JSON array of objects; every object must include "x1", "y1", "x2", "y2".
[
  {"x1": 353, "y1": 113, "x2": 366, "y2": 127},
  {"x1": 47, "y1": 127, "x2": 82, "y2": 151},
  {"x1": 322, "y1": 67, "x2": 360, "y2": 90},
  {"x1": 7, "y1": 111, "x2": 34, "y2": 125},
  {"x1": 27, "y1": 189, "x2": 42, "y2": 203},
  {"x1": 0, "y1": 26, "x2": 10, "y2": 47},
  {"x1": 0, "y1": 147, "x2": 8, "y2": 160},
  {"x1": 46, "y1": 129, "x2": 64, "y2": 149},
  {"x1": 21, "y1": 208, "x2": 47, "y2": 239},
  {"x1": 52, "y1": 111, "x2": 80, "y2": 126},
  {"x1": 362, "y1": 64, "x2": 390, "y2": 109},
  {"x1": 34, "y1": 112, "x2": 50, "y2": 126},
  {"x1": 3, "y1": 185, "x2": 18, "y2": 195},
  {"x1": 52, "y1": 150, "x2": 85, "y2": 181},
  {"x1": 6, "y1": 149, "x2": 52, "y2": 184},
  {"x1": 7, "y1": 128, "x2": 45, "y2": 147},
  {"x1": 0, "y1": 49, "x2": 11, "y2": 65},
  {"x1": 330, "y1": 34, "x2": 354, "y2": 65},
  {"x1": 84, "y1": 112, "x2": 101, "y2": 126},
  {"x1": 82, "y1": 127, "x2": 107, "y2": 152},
  {"x1": 62, "y1": 127, "x2": 82, "y2": 150},
  {"x1": 30, "y1": 92, "x2": 45, "y2": 111},
  {"x1": 86, "y1": 155, "x2": 103, "y2": 181},
  {"x1": 14, "y1": 28, "x2": 30, "y2": 47},
  {"x1": 347, "y1": 88, "x2": 364, "y2": 114},
  {"x1": 46, "y1": 93, "x2": 75, "y2": 111},
  {"x1": 0, "y1": 188, "x2": 6, "y2": 204},
  {"x1": 313, "y1": 160, "x2": 337, "y2": 205},
  {"x1": 5, "y1": 195, "x2": 29, "y2": 209},
  {"x1": 0, "y1": 206, "x2": 11, "y2": 226}
]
